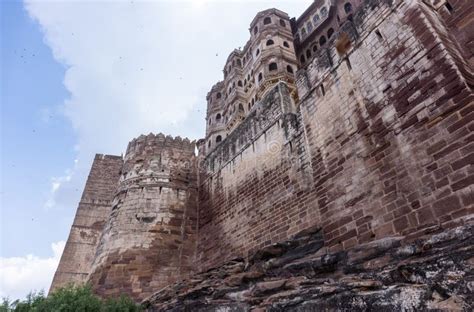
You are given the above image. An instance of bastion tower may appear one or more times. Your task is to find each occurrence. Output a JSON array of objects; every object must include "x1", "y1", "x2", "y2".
[{"x1": 87, "y1": 134, "x2": 198, "y2": 300}]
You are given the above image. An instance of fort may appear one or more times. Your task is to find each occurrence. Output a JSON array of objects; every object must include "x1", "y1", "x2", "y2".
[{"x1": 51, "y1": 0, "x2": 474, "y2": 310}]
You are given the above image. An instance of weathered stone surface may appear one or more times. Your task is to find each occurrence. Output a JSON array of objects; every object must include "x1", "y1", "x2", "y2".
[
  {"x1": 50, "y1": 154, "x2": 123, "y2": 293},
  {"x1": 51, "y1": 0, "x2": 474, "y2": 307},
  {"x1": 143, "y1": 222, "x2": 474, "y2": 311},
  {"x1": 86, "y1": 135, "x2": 198, "y2": 301}
]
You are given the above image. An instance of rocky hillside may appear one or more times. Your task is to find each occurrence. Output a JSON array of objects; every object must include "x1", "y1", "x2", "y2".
[{"x1": 143, "y1": 219, "x2": 473, "y2": 311}]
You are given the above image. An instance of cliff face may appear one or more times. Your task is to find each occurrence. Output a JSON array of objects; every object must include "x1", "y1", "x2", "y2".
[{"x1": 144, "y1": 221, "x2": 474, "y2": 311}]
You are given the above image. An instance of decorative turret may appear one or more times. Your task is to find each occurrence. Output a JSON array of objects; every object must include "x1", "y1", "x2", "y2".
[{"x1": 203, "y1": 8, "x2": 299, "y2": 154}]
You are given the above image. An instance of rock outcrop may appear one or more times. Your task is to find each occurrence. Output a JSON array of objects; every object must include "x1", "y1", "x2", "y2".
[{"x1": 144, "y1": 220, "x2": 473, "y2": 311}]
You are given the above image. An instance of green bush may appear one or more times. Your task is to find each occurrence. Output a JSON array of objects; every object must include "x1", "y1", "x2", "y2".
[{"x1": 0, "y1": 285, "x2": 141, "y2": 312}]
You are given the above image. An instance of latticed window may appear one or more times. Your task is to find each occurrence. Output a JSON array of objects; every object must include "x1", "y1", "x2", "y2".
[
  {"x1": 312, "y1": 14, "x2": 320, "y2": 24},
  {"x1": 344, "y1": 2, "x2": 353, "y2": 14},
  {"x1": 321, "y1": 7, "x2": 328, "y2": 17}
]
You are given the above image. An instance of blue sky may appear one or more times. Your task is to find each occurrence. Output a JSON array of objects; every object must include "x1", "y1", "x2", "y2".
[{"x1": 1, "y1": 0, "x2": 312, "y2": 299}]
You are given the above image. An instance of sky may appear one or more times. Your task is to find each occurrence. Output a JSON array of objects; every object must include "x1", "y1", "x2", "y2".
[{"x1": 0, "y1": 0, "x2": 312, "y2": 300}]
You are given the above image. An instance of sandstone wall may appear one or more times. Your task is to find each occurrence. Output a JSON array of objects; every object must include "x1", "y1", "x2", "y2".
[
  {"x1": 198, "y1": 82, "x2": 318, "y2": 270},
  {"x1": 198, "y1": 0, "x2": 473, "y2": 272},
  {"x1": 50, "y1": 154, "x2": 123, "y2": 293},
  {"x1": 87, "y1": 134, "x2": 198, "y2": 300},
  {"x1": 296, "y1": 0, "x2": 473, "y2": 252}
]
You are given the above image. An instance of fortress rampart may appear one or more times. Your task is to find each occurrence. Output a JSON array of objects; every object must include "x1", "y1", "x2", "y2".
[
  {"x1": 51, "y1": 0, "x2": 473, "y2": 308},
  {"x1": 195, "y1": 0, "x2": 473, "y2": 272},
  {"x1": 50, "y1": 154, "x2": 123, "y2": 292},
  {"x1": 86, "y1": 134, "x2": 198, "y2": 300}
]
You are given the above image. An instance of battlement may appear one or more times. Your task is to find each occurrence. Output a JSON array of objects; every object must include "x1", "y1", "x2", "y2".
[{"x1": 125, "y1": 133, "x2": 196, "y2": 159}]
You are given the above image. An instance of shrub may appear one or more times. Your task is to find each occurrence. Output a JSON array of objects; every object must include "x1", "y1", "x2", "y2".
[{"x1": 0, "y1": 285, "x2": 141, "y2": 312}]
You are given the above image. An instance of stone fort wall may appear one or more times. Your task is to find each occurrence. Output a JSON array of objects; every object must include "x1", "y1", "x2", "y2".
[
  {"x1": 198, "y1": 82, "x2": 315, "y2": 270},
  {"x1": 86, "y1": 134, "x2": 198, "y2": 300},
  {"x1": 51, "y1": 0, "x2": 473, "y2": 303},
  {"x1": 50, "y1": 154, "x2": 123, "y2": 292},
  {"x1": 197, "y1": 0, "x2": 473, "y2": 271}
]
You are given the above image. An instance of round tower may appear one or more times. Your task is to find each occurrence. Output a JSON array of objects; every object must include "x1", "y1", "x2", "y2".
[
  {"x1": 87, "y1": 133, "x2": 198, "y2": 301},
  {"x1": 205, "y1": 82, "x2": 226, "y2": 153}
]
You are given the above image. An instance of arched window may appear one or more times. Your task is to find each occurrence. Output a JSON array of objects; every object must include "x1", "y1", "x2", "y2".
[
  {"x1": 327, "y1": 28, "x2": 334, "y2": 39},
  {"x1": 252, "y1": 98, "x2": 255, "y2": 105},
  {"x1": 244, "y1": 79, "x2": 247, "y2": 86},
  {"x1": 307, "y1": 21, "x2": 313, "y2": 33},
  {"x1": 286, "y1": 65, "x2": 294, "y2": 74},
  {"x1": 256, "y1": 49, "x2": 260, "y2": 56},
  {"x1": 254, "y1": 26, "x2": 258, "y2": 35},
  {"x1": 238, "y1": 103, "x2": 244, "y2": 111},
  {"x1": 280, "y1": 19, "x2": 286, "y2": 27},
  {"x1": 300, "y1": 55, "x2": 305, "y2": 63},
  {"x1": 232, "y1": 81, "x2": 236, "y2": 88},
  {"x1": 216, "y1": 113, "x2": 221, "y2": 121},
  {"x1": 237, "y1": 59, "x2": 242, "y2": 67},
  {"x1": 313, "y1": 14, "x2": 320, "y2": 24},
  {"x1": 208, "y1": 141, "x2": 211, "y2": 148},
  {"x1": 301, "y1": 27, "x2": 307, "y2": 38},
  {"x1": 216, "y1": 92, "x2": 221, "y2": 99},
  {"x1": 216, "y1": 135, "x2": 222, "y2": 143},
  {"x1": 312, "y1": 44, "x2": 318, "y2": 52},
  {"x1": 319, "y1": 36, "x2": 327, "y2": 46},
  {"x1": 209, "y1": 119, "x2": 211, "y2": 125},
  {"x1": 248, "y1": 103, "x2": 251, "y2": 110},
  {"x1": 266, "y1": 39, "x2": 274, "y2": 46},
  {"x1": 258, "y1": 72, "x2": 263, "y2": 82},
  {"x1": 306, "y1": 49, "x2": 311, "y2": 59},
  {"x1": 283, "y1": 41, "x2": 290, "y2": 48},
  {"x1": 263, "y1": 17, "x2": 271, "y2": 25},
  {"x1": 269, "y1": 62, "x2": 278, "y2": 71},
  {"x1": 344, "y1": 2, "x2": 353, "y2": 14},
  {"x1": 238, "y1": 80, "x2": 242, "y2": 87},
  {"x1": 321, "y1": 7, "x2": 328, "y2": 17}
]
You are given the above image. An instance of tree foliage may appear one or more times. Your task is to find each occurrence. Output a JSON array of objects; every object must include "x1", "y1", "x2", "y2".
[{"x1": 0, "y1": 285, "x2": 141, "y2": 312}]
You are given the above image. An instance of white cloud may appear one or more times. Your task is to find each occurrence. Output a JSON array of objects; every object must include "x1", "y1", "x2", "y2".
[
  {"x1": 24, "y1": 0, "x2": 311, "y2": 211},
  {"x1": 44, "y1": 160, "x2": 77, "y2": 210},
  {"x1": 0, "y1": 241, "x2": 65, "y2": 300}
]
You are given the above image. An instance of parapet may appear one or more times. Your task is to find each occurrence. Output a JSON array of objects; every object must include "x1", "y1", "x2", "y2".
[
  {"x1": 94, "y1": 153, "x2": 123, "y2": 161},
  {"x1": 125, "y1": 133, "x2": 196, "y2": 159}
]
